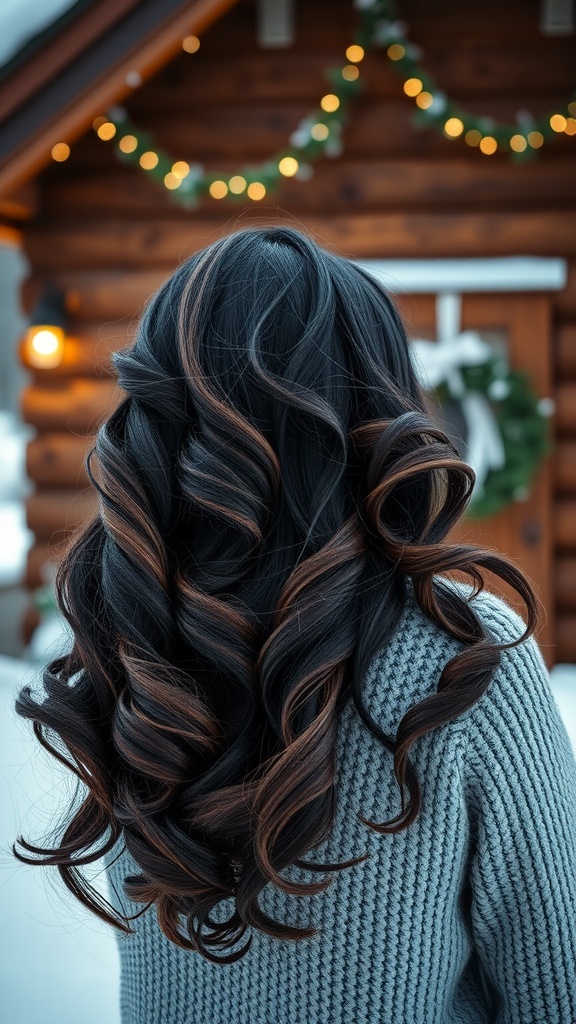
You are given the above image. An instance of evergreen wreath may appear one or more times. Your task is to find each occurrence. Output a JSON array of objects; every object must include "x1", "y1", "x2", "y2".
[
  {"x1": 433, "y1": 358, "x2": 552, "y2": 520},
  {"x1": 83, "y1": 0, "x2": 576, "y2": 205}
]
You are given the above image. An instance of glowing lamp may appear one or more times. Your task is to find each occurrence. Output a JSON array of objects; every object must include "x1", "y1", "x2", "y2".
[{"x1": 22, "y1": 285, "x2": 67, "y2": 369}]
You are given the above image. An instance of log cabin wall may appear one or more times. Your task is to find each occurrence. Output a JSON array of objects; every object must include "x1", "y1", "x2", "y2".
[{"x1": 19, "y1": 0, "x2": 576, "y2": 658}]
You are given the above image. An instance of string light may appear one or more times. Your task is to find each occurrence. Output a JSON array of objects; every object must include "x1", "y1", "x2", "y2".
[
  {"x1": 164, "y1": 172, "x2": 181, "y2": 190},
  {"x1": 51, "y1": 143, "x2": 70, "y2": 162},
  {"x1": 82, "y1": 1, "x2": 576, "y2": 210},
  {"x1": 247, "y1": 182, "x2": 266, "y2": 201},
  {"x1": 527, "y1": 130, "x2": 544, "y2": 148},
  {"x1": 139, "y1": 151, "x2": 159, "y2": 169},
  {"x1": 229, "y1": 175, "x2": 247, "y2": 194},
  {"x1": 550, "y1": 114, "x2": 567, "y2": 132},
  {"x1": 345, "y1": 45, "x2": 364, "y2": 62},
  {"x1": 119, "y1": 134, "x2": 138, "y2": 153},
  {"x1": 209, "y1": 180, "x2": 228, "y2": 198},
  {"x1": 415, "y1": 91, "x2": 433, "y2": 109},
  {"x1": 479, "y1": 136, "x2": 497, "y2": 155},
  {"x1": 509, "y1": 134, "x2": 527, "y2": 153},
  {"x1": 278, "y1": 156, "x2": 299, "y2": 176},
  {"x1": 465, "y1": 129, "x2": 482, "y2": 146},
  {"x1": 444, "y1": 117, "x2": 464, "y2": 138},
  {"x1": 387, "y1": 43, "x2": 405, "y2": 60},
  {"x1": 403, "y1": 78, "x2": 422, "y2": 97},
  {"x1": 311, "y1": 123, "x2": 329, "y2": 141},
  {"x1": 320, "y1": 94, "x2": 340, "y2": 112},
  {"x1": 171, "y1": 161, "x2": 190, "y2": 178},
  {"x1": 182, "y1": 35, "x2": 200, "y2": 53},
  {"x1": 97, "y1": 121, "x2": 116, "y2": 140}
]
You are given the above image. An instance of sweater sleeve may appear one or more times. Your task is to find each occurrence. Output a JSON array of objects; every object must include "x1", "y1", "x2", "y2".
[{"x1": 462, "y1": 595, "x2": 576, "y2": 1024}]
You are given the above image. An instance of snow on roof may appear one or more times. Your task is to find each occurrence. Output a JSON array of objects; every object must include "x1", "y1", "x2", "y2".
[{"x1": 0, "y1": 0, "x2": 78, "y2": 69}]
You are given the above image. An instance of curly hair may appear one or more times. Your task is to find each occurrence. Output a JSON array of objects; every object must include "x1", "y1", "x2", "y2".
[{"x1": 14, "y1": 226, "x2": 537, "y2": 962}]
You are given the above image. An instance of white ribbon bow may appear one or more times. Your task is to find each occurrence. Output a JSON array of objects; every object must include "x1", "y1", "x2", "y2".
[{"x1": 411, "y1": 293, "x2": 505, "y2": 494}]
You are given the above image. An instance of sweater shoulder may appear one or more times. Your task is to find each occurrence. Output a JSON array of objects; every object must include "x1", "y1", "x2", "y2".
[{"x1": 362, "y1": 580, "x2": 529, "y2": 724}]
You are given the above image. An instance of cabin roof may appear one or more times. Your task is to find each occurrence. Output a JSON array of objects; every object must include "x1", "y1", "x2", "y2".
[{"x1": 0, "y1": 0, "x2": 238, "y2": 198}]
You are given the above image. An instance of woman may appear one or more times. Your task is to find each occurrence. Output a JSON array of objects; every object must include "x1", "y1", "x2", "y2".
[{"x1": 15, "y1": 226, "x2": 576, "y2": 1023}]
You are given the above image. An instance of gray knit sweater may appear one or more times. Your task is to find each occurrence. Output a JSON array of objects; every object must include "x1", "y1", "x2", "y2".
[{"x1": 106, "y1": 587, "x2": 576, "y2": 1023}]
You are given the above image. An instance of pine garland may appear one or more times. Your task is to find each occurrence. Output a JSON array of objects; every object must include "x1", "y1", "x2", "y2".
[{"x1": 82, "y1": 0, "x2": 576, "y2": 206}]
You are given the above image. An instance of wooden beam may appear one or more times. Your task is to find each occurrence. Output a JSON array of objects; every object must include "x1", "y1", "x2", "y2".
[
  {"x1": 0, "y1": 0, "x2": 239, "y2": 198},
  {"x1": 553, "y1": 441, "x2": 576, "y2": 494},
  {"x1": 41, "y1": 158, "x2": 576, "y2": 216},
  {"x1": 26, "y1": 488, "x2": 97, "y2": 541},
  {"x1": 23, "y1": 210, "x2": 576, "y2": 273},
  {"x1": 0, "y1": 0, "x2": 141, "y2": 123}
]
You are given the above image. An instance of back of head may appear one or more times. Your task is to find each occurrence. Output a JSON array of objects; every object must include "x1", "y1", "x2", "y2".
[{"x1": 14, "y1": 226, "x2": 537, "y2": 962}]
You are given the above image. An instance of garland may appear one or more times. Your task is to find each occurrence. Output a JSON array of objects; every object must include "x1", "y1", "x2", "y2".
[{"x1": 81, "y1": 0, "x2": 576, "y2": 205}]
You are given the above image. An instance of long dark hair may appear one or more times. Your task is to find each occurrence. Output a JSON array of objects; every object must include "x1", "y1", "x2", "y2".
[{"x1": 14, "y1": 226, "x2": 537, "y2": 962}]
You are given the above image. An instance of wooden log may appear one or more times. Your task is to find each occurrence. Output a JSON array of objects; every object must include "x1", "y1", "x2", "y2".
[
  {"x1": 553, "y1": 441, "x2": 576, "y2": 495},
  {"x1": 25, "y1": 541, "x2": 66, "y2": 589},
  {"x1": 555, "y1": 262, "x2": 576, "y2": 320},
  {"x1": 62, "y1": 98, "x2": 576, "y2": 168},
  {"x1": 554, "y1": 500, "x2": 576, "y2": 550},
  {"x1": 26, "y1": 434, "x2": 92, "y2": 487},
  {"x1": 41, "y1": 157, "x2": 576, "y2": 218},
  {"x1": 124, "y1": 41, "x2": 576, "y2": 108},
  {"x1": 555, "y1": 322, "x2": 576, "y2": 378},
  {"x1": 556, "y1": 383, "x2": 576, "y2": 434},
  {"x1": 22, "y1": 271, "x2": 164, "y2": 321},
  {"x1": 556, "y1": 614, "x2": 576, "y2": 662},
  {"x1": 22, "y1": 210, "x2": 576, "y2": 274},
  {"x1": 556, "y1": 557, "x2": 576, "y2": 611},
  {"x1": 21, "y1": 379, "x2": 120, "y2": 432},
  {"x1": 26, "y1": 488, "x2": 97, "y2": 541}
]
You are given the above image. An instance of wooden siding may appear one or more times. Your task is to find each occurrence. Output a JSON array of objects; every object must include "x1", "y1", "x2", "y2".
[{"x1": 19, "y1": 0, "x2": 576, "y2": 659}]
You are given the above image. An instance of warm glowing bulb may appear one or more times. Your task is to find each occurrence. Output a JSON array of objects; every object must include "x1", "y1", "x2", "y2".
[
  {"x1": 209, "y1": 180, "x2": 228, "y2": 199},
  {"x1": 527, "y1": 130, "x2": 544, "y2": 148},
  {"x1": 345, "y1": 45, "x2": 364, "y2": 62},
  {"x1": 387, "y1": 43, "x2": 405, "y2": 60},
  {"x1": 228, "y1": 175, "x2": 247, "y2": 194},
  {"x1": 479, "y1": 136, "x2": 497, "y2": 155},
  {"x1": 24, "y1": 326, "x2": 65, "y2": 369},
  {"x1": 415, "y1": 91, "x2": 433, "y2": 109},
  {"x1": 509, "y1": 134, "x2": 527, "y2": 152},
  {"x1": 182, "y1": 35, "x2": 200, "y2": 53},
  {"x1": 119, "y1": 134, "x2": 138, "y2": 153},
  {"x1": 278, "y1": 156, "x2": 299, "y2": 176},
  {"x1": 564, "y1": 117, "x2": 576, "y2": 135},
  {"x1": 97, "y1": 122, "x2": 117, "y2": 141},
  {"x1": 465, "y1": 129, "x2": 482, "y2": 146},
  {"x1": 311, "y1": 123, "x2": 329, "y2": 141},
  {"x1": 320, "y1": 93, "x2": 340, "y2": 113},
  {"x1": 164, "y1": 172, "x2": 181, "y2": 190},
  {"x1": 444, "y1": 117, "x2": 464, "y2": 138},
  {"x1": 51, "y1": 142, "x2": 70, "y2": 162},
  {"x1": 171, "y1": 161, "x2": 190, "y2": 178},
  {"x1": 341, "y1": 65, "x2": 359, "y2": 81},
  {"x1": 403, "y1": 78, "x2": 423, "y2": 97},
  {"x1": 247, "y1": 182, "x2": 266, "y2": 201},
  {"x1": 139, "y1": 151, "x2": 159, "y2": 169},
  {"x1": 550, "y1": 114, "x2": 567, "y2": 132}
]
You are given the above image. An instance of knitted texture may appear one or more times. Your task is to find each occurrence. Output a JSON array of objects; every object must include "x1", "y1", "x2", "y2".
[{"x1": 105, "y1": 587, "x2": 576, "y2": 1023}]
